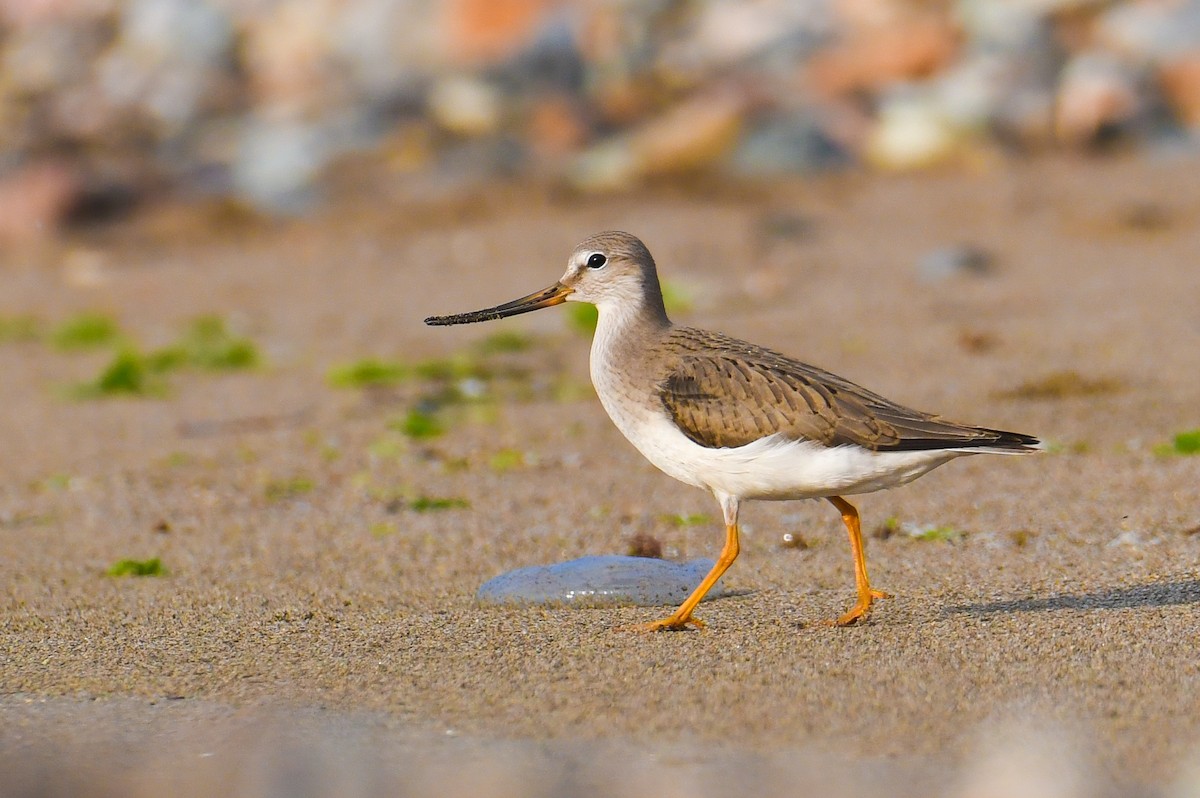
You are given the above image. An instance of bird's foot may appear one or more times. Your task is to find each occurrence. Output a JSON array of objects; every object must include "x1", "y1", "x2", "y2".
[
  {"x1": 626, "y1": 613, "x2": 706, "y2": 633},
  {"x1": 827, "y1": 588, "x2": 891, "y2": 627}
]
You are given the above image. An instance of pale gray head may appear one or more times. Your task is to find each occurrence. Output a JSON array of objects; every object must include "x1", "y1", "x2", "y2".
[
  {"x1": 424, "y1": 231, "x2": 668, "y2": 328},
  {"x1": 559, "y1": 231, "x2": 666, "y2": 318}
]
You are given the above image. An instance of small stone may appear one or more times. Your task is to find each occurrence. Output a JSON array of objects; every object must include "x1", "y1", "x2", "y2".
[
  {"x1": 1106, "y1": 529, "x2": 1144, "y2": 548},
  {"x1": 1054, "y1": 51, "x2": 1140, "y2": 146},
  {"x1": 957, "y1": 329, "x2": 999, "y2": 354},
  {"x1": 240, "y1": 0, "x2": 340, "y2": 113},
  {"x1": 994, "y1": 89, "x2": 1058, "y2": 149},
  {"x1": 566, "y1": 138, "x2": 637, "y2": 192},
  {"x1": 428, "y1": 75, "x2": 502, "y2": 137},
  {"x1": 502, "y1": 14, "x2": 585, "y2": 93},
  {"x1": 0, "y1": 161, "x2": 81, "y2": 244},
  {"x1": 918, "y1": 244, "x2": 994, "y2": 282},
  {"x1": 808, "y1": 14, "x2": 960, "y2": 98},
  {"x1": 568, "y1": 96, "x2": 746, "y2": 189},
  {"x1": 441, "y1": 0, "x2": 550, "y2": 66},
  {"x1": 119, "y1": 0, "x2": 233, "y2": 66},
  {"x1": 627, "y1": 533, "x2": 664, "y2": 559},
  {"x1": 1158, "y1": 54, "x2": 1200, "y2": 130},
  {"x1": 234, "y1": 117, "x2": 329, "y2": 214},
  {"x1": 1095, "y1": 0, "x2": 1200, "y2": 62},
  {"x1": 780, "y1": 532, "x2": 809, "y2": 550},
  {"x1": 933, "y1": 57, "x2": 1008, "y2": 131},
  {"x1": 62, "y1": 248, "x2": 110, "y2": 289},
  {"x1": 629, "y1": 93, "x2": 744, "y2": 178},
  {"x1": 731, "y1": 113, "x2": 848, "y2": 175},
  {"x1": 661, "y1": 0, "x2": 826, "y2": 71},
  {"x1": 331, "y1": 0, "x2": 438, "y2": 95},
  {"x1": 592, "y1": 78, "x2": 656, "y2": 126},
  {"x1": 0, "y1": 20, "x2": 93, "y2": 93},
  {"x1": 525, "y1": 95, "x2": 587, "y2": 158},
  {"x1": 866, "y1": 91, "x2": 959, "y2": 171}
]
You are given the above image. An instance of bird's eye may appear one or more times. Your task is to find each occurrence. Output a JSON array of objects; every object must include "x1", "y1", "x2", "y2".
[{"x1": 586, "y1": 253, "x2": 607, "y2": 269}]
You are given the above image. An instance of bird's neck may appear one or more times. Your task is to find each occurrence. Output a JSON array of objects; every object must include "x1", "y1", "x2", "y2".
[{"x1": 590, "y1": 294, "x2": 670, "y2": 378}]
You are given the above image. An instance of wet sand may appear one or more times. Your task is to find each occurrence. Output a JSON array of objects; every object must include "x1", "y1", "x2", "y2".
[{"x1": 2, "y1": 154, "x2": 1199, "y2": 797}]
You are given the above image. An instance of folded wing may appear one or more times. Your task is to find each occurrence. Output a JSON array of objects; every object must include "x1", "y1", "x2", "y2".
[{"x1": 658, "y1": 329, "x2": 1039, "y2": 452}]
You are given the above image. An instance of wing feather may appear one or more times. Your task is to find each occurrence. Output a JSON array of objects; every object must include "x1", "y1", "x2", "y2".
[{"x1": 657, "y1": 329, "x2": 1038, "y2": 452}]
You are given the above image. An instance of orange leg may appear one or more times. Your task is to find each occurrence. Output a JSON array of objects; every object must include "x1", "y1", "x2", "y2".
[
  {"x1": 826, "y1": 496, "x2": 891, "y2": 626},
  {"x1": 634, "y1": 495, "x2": 739, "y2": 632}
]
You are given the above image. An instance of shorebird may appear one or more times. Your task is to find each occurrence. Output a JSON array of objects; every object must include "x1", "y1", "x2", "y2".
[{"x1": 426, "y1": 231, "x2": 1039, "y2": 630}]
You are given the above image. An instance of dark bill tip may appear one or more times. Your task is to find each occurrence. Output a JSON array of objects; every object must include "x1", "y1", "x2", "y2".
[{"x1": 425, "y1": 283, "x2": 572, "y2": 326}]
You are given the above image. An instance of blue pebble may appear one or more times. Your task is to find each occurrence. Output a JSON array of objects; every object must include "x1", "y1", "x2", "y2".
[
  {"x1": 476, "y1": 555, "x2": 731, "y2": 607},
  {"x1": 917, "y1": 244, "x2": 994, "y2": 282}
]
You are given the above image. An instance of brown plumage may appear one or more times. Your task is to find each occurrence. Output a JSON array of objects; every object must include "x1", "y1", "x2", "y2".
[{"x1": 658, "y1": 327, "x2": 1039, "y2": 452}]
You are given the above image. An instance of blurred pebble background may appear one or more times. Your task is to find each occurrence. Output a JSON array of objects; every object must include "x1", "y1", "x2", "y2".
[{"x1": 1, "y1": 0, "x2": 1198, "y2": 235}]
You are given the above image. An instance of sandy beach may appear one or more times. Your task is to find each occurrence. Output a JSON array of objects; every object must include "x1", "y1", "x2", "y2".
[{"x1": 2, "y1": 154, "x2": 1199, "y2": 797}]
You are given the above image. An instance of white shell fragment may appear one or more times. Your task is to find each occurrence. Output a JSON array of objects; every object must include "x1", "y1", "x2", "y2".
[{"x1": 476, "y1": 555, "x2": 730, "y2": 608}]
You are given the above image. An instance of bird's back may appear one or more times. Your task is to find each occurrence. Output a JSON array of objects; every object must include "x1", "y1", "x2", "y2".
[{"x1": 655, "y1": 327, "x2": 1040, "y2": 454}]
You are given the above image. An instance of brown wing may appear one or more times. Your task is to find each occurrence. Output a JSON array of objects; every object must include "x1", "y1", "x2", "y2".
[{"x1": 658, "y1": 329, "x2": 1038, "y2": 452}]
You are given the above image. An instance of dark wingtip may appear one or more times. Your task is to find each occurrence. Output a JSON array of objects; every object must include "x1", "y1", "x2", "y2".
[
  {"x1": 975, "y1": 429, "x2": 1042, "y2": 453},
  {"x1": 996, "y1": 430, "x2": 1042, "y2": 450},
  {"x1": 884, "y1": 427, "x2": 1042, "y2": 453}
]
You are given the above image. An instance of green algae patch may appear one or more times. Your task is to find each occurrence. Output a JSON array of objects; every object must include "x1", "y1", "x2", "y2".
[
  {"x1": 661, "y1": 513, "x2": 712, "y2": 527},
  {"x1": 264, "y1": 477, "x2": 315, "y2": 502},
  {"x1": 1154, "y1": 429, "x2": 1200, "y2": 457},
  {"x1": 167, "y1": 315, "x2": 260, "y2": 371},
  {"x1": 907, "y1": 524, "x2": 964, "y2": 543},
  {"x1": 394, "y1": 409, "x2": 444, "y2": 439},
  {"x1": 51, "y1": 313, "x2": 121, "y2": 350},
  {"x1": 567, "y1": 303, "x2": 599, "y2": 335},
  {"x1": 328, "y1": 358, "x2": 410, "y2": 388},
  {"x1": 409, "y1": 495, "x2": 470, "y2": 512},
  {"x1": 661, "y1": 279, "x2": 694, "y2": 315},
  {"x1": 369, "y1": 522, "x2": 397, "y2": 538},
  {"x1": 488, "y1": 448, "x2": 525, "y2": 472},
  {"x1": 72, "y1": 348, "x2": 169, "y2": 398},
  {"x1": 568, "y1": 279, "x2": 690, "y2": 337},
  {"x1": 412, "y1": 355, "x2": 487, "y2": 381},
  {"x1": 107, "y1": 558, "x2": 166, "y2": 577},
  {"x1": 70, "y1": 316, "x2": 261, "y2": 399}
]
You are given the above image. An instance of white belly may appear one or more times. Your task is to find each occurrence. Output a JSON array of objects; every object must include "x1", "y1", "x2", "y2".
[{"x1": 611, "y1": 411, "x2": 964, "y2": 500}]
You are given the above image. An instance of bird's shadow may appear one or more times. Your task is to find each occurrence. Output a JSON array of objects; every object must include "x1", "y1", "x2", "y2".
[{"x1": 945, "y1": 578, "x2": 1200, "y2": 617}]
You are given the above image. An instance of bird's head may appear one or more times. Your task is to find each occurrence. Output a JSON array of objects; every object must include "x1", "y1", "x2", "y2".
[{"x1": 424, "y1": 231, "x2": 665, "y2": 327}]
